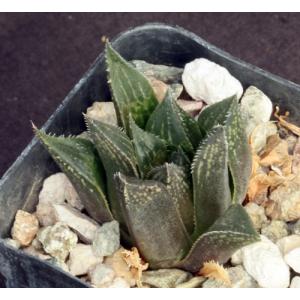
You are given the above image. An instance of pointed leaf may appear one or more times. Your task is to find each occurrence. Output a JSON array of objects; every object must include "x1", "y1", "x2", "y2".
[
  {"x1": 85, "y1": 116, "x2": 138, "y2": 228},
  {"x1": 106, "y1": 43, "x2": 158, "y2": 133},
  {"x1": 129, "y1": 116, "x2": 167, "y2": 178},
  {"x1": 192, "y1": 126, "x2": 231, "y2": 236},
  {"x1": 34, "y1": 127, "x2": 113, "y2": 223},
  {"x1": 197, "y1": 96, "x2": 252, "y2": 203},
  {"x1": 226, "y1": 99, "x2": 252, "y2": 203},
  {"x1": 114, "y1": 173, "x2": 191, "y2": 269},
  {"x1": 148, "y1": 163, "x2": 194, "y2": 233},
  {"x1": 177, "y1": 204, "x2": 259, "y2": 273},
  {"x1": 146, "y1": 90, "x2": 194, "y2": 155},
  {"x1": 197, "y1": 96, "x2": 235, "y2": 133}
]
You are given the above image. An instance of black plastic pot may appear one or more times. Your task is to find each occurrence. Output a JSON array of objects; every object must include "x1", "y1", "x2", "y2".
[{"x1": 1, "y1": 23, "x2": 300, "y2": 288}]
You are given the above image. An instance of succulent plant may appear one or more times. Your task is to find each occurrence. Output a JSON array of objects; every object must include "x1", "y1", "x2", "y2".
[{"x1": 34, "y1": 43, "x2": 259, "y2": 273}]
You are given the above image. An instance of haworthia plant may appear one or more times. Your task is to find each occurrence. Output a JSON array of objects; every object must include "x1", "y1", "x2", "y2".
[{"x1": 34, "y1": 43, "x2": 259, "y2": 273}]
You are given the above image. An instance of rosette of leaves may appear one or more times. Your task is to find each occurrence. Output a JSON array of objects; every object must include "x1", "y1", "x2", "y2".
[{"x1": 34, "y1": 43, "x2": 259, "y2": 273}]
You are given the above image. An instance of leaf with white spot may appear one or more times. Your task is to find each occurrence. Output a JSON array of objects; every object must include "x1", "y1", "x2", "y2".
[
  {"x1": 114, "y1": 173, "x2": 191, "y2": 269},
  {"x1": 148, "y1": 163, "x2": 194, "y2": 233},
  {"x1": 129, "y1": 116, "x2": 167, "y2": 178},
  {"x1": 177, "y1": 204, "x2": 259, "y2": 273},
  {"x1": 198, "y1": 96, "x2": 252, "y2": 203},
  {"x1": 106, "y1": 43, "x2": 158, "y2": 134},
  {"x1": 34, "y1": 127, "x2": 112, "y2": 223},
  {"x1": 85, "y1": 116, "x2": 138, "y2": 228},
  {"x1": 192, "y1": 126, "x2": 231, "y2": 236}
]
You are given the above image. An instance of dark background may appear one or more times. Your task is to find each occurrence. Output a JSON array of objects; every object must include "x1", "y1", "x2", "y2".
[{"x1": 1, "y1": 12, "x2": 300, "y2": 177}]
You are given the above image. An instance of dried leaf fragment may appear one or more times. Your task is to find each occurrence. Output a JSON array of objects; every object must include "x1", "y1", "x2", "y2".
[
  {"x1": 274, "y1": 106, "x2": 300, "y2": 137},
  {"x1": 121, "y1": 247, "x2": 149, "y2": 288},
  {"x1": 199, "y1": 260, "x2": 231, "y2": 286}
]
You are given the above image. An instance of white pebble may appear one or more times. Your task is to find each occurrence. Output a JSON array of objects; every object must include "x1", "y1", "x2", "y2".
[
  {"x1": 241, "y1": 235, "x2": 290, "y2": 288},
  {"x1": 240, "y1": 86, "x2": 273, "y2": 137},
  {"x1": 182, "y1": 58, "x2": 243, "y2": 104},
  {"x1": 284, "y1": 248, "x2": 300, "y2": 273},
  {"x1": 290, "y1": 276, "x2": 300, "y2": 288}
]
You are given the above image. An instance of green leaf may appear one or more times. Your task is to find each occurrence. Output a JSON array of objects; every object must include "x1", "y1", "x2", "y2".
[
  {"x1": 168, "y1": 146, "x2": 191, "y2": 173},
  {"x1": 105, "y1": 43, "x2": 158, "y2": 133},
  {"x1": 85, "y1": 116, "x2": 138, "y2": 228},
  {"x1": 114, "y1": 173, "x2": 191, "y2": 269},
  {"x1": 197, "y1": 96, "x2": 235, "y2": 133},
  {"x1": 177, "y1": 204, "x2": 260, "y2": 273},
  {"x1": 146, "y1": 90, "x2": 195, "y2": 156},
  {"x1": 148, "y1": 163, "x2": 194, "y2": 233},
  {"x1": 129, "y1": 116, "x2": 167, "y2": 178},
  {"x1": 192, "y1": 126, "x2": 231, "y2": 236},
  {"x1": 197, "y1": 96, "x2": 252, "y2": 203},
  {"x1": 33, "y1": 126, "x2": 113, "y2": 223},
  {"x1": 226, "y1": 99, "x2": 252, "y2": 204}
]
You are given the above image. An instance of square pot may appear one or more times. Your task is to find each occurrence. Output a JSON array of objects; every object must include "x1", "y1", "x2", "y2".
[{"x1": 1, "y1": 23, "x2": 300, "y2": 288}]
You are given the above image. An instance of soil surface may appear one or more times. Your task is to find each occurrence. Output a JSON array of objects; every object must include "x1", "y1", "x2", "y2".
[{"x1": 0, "y1": 12, "x2": 300, "y2": 177}]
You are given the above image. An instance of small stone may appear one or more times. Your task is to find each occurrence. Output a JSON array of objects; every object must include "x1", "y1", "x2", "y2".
[
  {"x1": 244, "y1": 202, "x2": 268, "y2": 230},
  {"x1": 68, "y1": 244, "x2": 103, "y2": 276},
  {"x1": 177, "y1": 99, "x2": 204, "y2": 117},
  {"x1": 88, "y1": 264, "x2": 115, "y2": 287},
  {"x1": 141, "y1": 269, "x2": 191, "y2": 288},
  {"x1": 240, "y1": 235, "x2": 290, "y2": 288},
  {"x1": 290, "y1": 276, "x2": 300, "y2": 288},
  {"x1": 23, "y1": 245, "x2": 51, "y2": 260},
  {"x1": 290, "y1": 219, "x2": 300, "y2": 235},
  {"x1": 240, "y1": 86, "x2": 273, "y2": 137},
  {"x1": 276, "y1": 235, "x2": 300, "y2": 255},
  {"x1": 4, "y1": 238, "x2": 21, "y2": 249},
  {"x1": 92, "y1": 221, "x2": 120, "y2": 257},
  {"x1": 131, "y1": 60, "x2": 183, "y2": 84},
  {"x1": 175, "y1": 276, "x2": 206, "y2": 288},
  {"x1": 53, "y1": 204, "x2": 99, "y2": 243},
  {"x1": 267, "y1": 173, "x2": 300, "y2": 222},
  {"x1": 47, "y1": 258, "x2": 69, "y2": 273},
  {"x1": 182, "y1": 58, "x2": 243, "y2": 104},
  {"x1": 31, "y1": 237, "x2": 43, "y2": 251},
  {"x1": 249, "y1": 122, "x2": 278, "y2": 154},
  {"x1": 37, "y1": 222, "x2": 78, "y2": 261},
  {"x1": 37, "y1": 173, "x2": 83, "y2": 226},
  {"x1": 261, "y1": 220, "x2": 289, "y2": 242},
  {"x1": 202, "y1": 266, "x2": 257, "y2": 288},
  {"x1": 86, "y1": 101, "x2": 117, "y2": 125},
  {"x1": 11, "y1": 210, "x2": 39, "y2": 246},
  {"x1": 104, "y1": 248, "x2": 135, "y2": 287},
  {"x1": 284, "y1": 248, "x2": 300, "y2": 273},
  {"x1": 147, "y1": 77, "x2": 168, "y2": 102},
  {"x1": 106, "y1": 277, "x2": 130, "y2": 288}
]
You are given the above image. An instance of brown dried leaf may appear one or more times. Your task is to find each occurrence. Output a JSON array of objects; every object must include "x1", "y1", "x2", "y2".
[
  {"x1": 292, "y1": 138, "x2": 300, "y2": 174},
  {"x1": 274, "y1": 106, "x2": 300, "y2": 137},
  {"x1": 199, "y1": 260, "x2": 231, "y2": 286},
  {"x1": 259, "y1": 135, "x2": 292, "y2": 176},
  {"x1": 121, "y1": 247, "x2": 149, "y2": 288}
]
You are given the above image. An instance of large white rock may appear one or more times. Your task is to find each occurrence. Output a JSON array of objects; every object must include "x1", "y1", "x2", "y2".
[
  {"x1": 182, "y1": 58, "x2": 243, "y2": 104},
  {"x1": 240, "y1": 235, "x2": 290, "y2": 288},
  {"x1": 36, "y1": 173, "x2": 83, "y2": 226},
  {"x1": 284, "y1": 248, "x2": 300, "y2": 273},
  {"x1": 53, "y1": 204, "x2": 100, "y2": 244},
  {"x1": 88, "y1": 264, "x2": 115, "y2": 287},
  {"x1": 290, "y1": 276, "x2": 300, "y2": 288},
  {"x1": 68, "y1": 244, "x2": 103, "y2": 276},
  {"x1": 240, "y1": 86, "x2": 273, "y2": 137}
]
